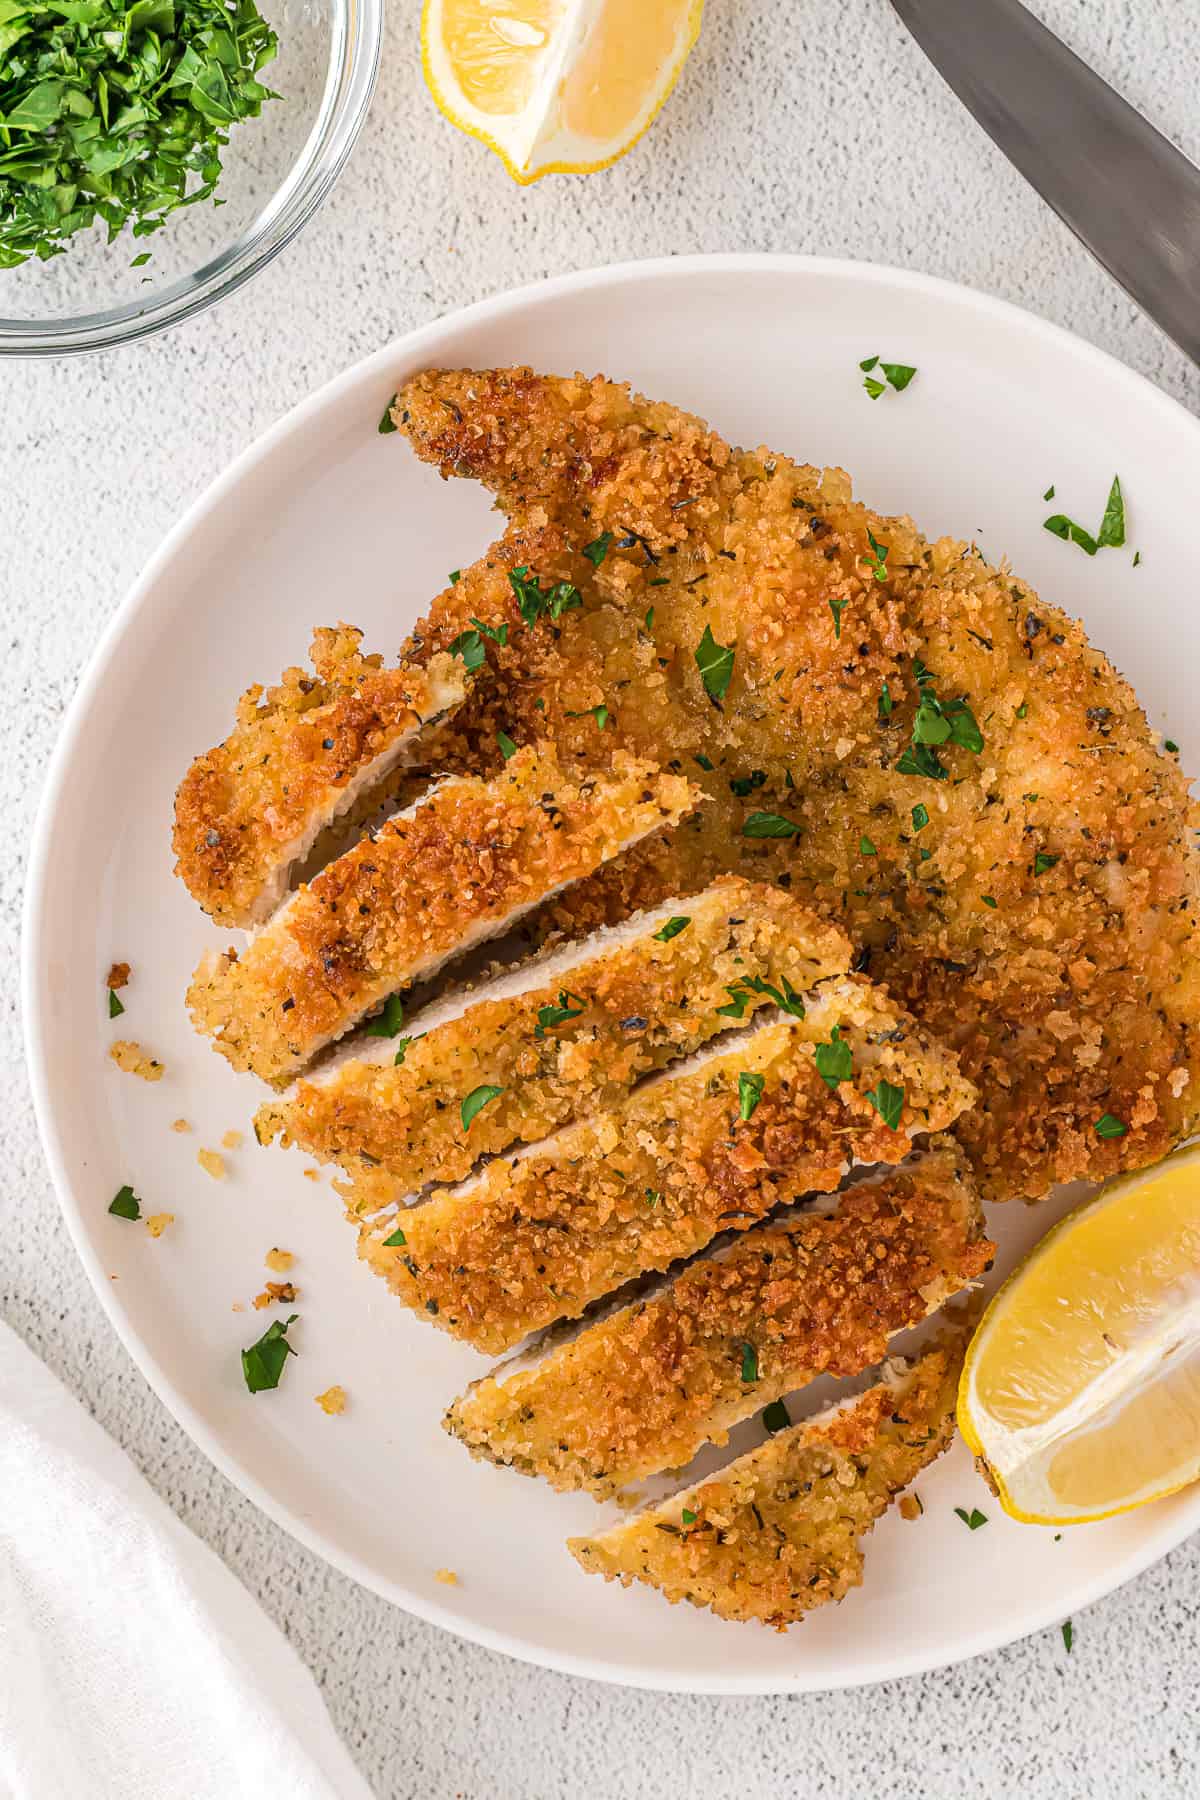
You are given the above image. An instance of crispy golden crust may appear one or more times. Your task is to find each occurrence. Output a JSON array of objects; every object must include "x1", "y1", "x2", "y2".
[
  {"x1": 256, "y1": 877, "x2": 852, "y2": 1186},
  {"x1": 445, "y1": 1141, "x2": 992, "y2": 1496},
  {"x1": 393, "y1": 368, "x2": 1200, "y2": 1200},
  {"x1": 348, "y1": 985, "x2": 975, "y2": 1354},
  {"x1": 173, "y1": 628, "x2": 465, "y2": 928},
  {"x1": 567, "y1": 1326, "x2": 967, "y2": 1628},
  {"x1": 188, "y1": 746, "x2": 698, "y2": 1086}
]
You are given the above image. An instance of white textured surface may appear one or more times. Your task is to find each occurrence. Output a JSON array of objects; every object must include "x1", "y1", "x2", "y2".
[{"x1": 3, "y1": 0, "x2": 1199, "y2": 1793}]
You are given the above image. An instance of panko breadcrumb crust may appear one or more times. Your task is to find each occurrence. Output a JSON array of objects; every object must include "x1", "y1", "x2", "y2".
[
  {"x1": 568, "y1": 1325, "x2": 968, "y2": 1628},
  {"x1": 188, "y1": 746, "x2": 698, "y2": 1086},
  {"x1": 349, "y1": 981, "x2": 975, "y2": 1354},
  {"x1": 256, "y1": 876, "x2": 852, "y2": 1186},
  {"x1": 445, "y1": 1140, "x2": 991, "y2": 1496},
  {"x1": 393, "y1": 367, "x2": 1200, "y2": 1202},
  {"x1": 174, "y1": 628, "x2": 466, "y2": 928}
]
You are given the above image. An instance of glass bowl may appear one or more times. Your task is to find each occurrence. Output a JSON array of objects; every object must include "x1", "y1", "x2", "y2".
[{"x1": 0, "y1": 0, "x2": 381, "y2": 357}]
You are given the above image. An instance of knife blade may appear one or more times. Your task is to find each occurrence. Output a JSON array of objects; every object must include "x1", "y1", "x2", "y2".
[{"x1": 889, "y1": 0, "x2": 1200, "y2": 367}]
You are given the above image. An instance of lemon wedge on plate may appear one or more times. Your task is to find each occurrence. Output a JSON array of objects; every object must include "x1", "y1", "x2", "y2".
[
  {"x1": 422, "y1": 0, "x2": 704, "y2": 184},
  {"x1": 959, "y1": 1144, "x2": 1200, "y2": 1525}
]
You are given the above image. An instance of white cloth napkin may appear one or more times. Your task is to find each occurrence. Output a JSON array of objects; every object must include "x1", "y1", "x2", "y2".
[{"x1": 0, "y1": 1319, "x2": 373, "y2": 1800}]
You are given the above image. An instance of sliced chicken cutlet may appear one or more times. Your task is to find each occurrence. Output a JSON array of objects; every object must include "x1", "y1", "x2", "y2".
[
  {"x1": 188, "y1": 746, "x2": 698, "y2": 1086},
  {"x1": 255, "y1": 876, "x2": 851, "y2": 1186},
  {"x1": 391, "y1": 367, "x2": 1200, "y2": 1202},
  {"x1": 568, "y1": 1324, "x2": 968, "y2": 1629},
  {"x1": 445, "y1": 1141, "x2": 991, "y2": 1497},
  {"x1": 348, "y1": 980, "x2": 975, "y2": 1354},
  {"x1": 174, "y1": 627, "x2": 465, "y2": 928}
]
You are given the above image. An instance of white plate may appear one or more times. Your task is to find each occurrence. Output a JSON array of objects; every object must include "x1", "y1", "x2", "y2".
[{"x1": 24, "y1": 256, "x2": 1200, "y2": 1693}]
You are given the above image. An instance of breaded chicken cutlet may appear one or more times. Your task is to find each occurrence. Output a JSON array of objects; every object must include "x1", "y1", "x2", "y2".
[
  {"x1": 348, "y1": 981, "x2": 976, "y2": 1353},
  {"x1": 188, "y1": 746, "x2": 698, "y2": 1086},
  {"x1": 255, "y1": 876, "x2": 852, "y2": 1187},
  {"x1": 174, "y1": 627, "x2": 465, "y2": 928},
  {"x1": 444, "y1": 1141, "x2": 991, "y2": 1497},
  {"x1": 390, "y1": 369, "x2": 1200, "y2": 1201},
  {"x1": 569, "y1": 1324, "x2": 968, "y2": 1629}
]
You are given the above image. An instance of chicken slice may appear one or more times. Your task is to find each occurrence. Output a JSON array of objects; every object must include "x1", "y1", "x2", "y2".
[
  {"x1": 568, "y1": 1323, "x2": 968, "y2": 1629},
  {"x1": 188, "y1": 746, "x2": 698, "y2": 1086},
  {"x1": 444, "y1": 1141, "x2": 991, "y2": 1497},
  {"x1": 347, "y1": 981, "x2": 975, "y2": 1354},
  {"x1": 255, "y1": 876, "x2": 851, "y2": 1186},
  {"x1": 174, "y1": 627, "x2": 465, "y2": 928}
]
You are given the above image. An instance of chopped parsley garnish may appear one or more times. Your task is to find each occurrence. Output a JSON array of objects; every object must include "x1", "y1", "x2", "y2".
[
  {"x1": 448, "y1": 628, "x2": 486, "y2": 673},
  {"x1": 695, "y1": 625, "x2": 735, "y2": 703},
  {"x1": 1094, "y1": 1113, "x2": 1128, "y2": 1139},
  {"x1": 365, "y1": 993, "x2": 405, "y2": 1038},
  {"x1": 896, "y1": 658, "x2": 983, "y2": 779},
  {"x1": 681, "y1": 1507, "x2": 697, "y2": 1524},
  {"x1": 738, "y1": 1070, "x2": 765, "y2": 1121},
  {"x1": 740, "y1": 1341, "x2": 759, "y2": 1383},
  {"x1": 717, "y1": 973, "x2": 806, "y2": 1021},
  {"x1": 0, "y1": 0, "x2": 281, "y2": 270},
  {"x1": 1043, "y1": 485, "x2": 1055, "y2": 501},
  {"x1": 866, "y1": 1079, "x2": 904, "y2": 1130},
  {"x1": 694, "y1": 753, "x2": 714, "y2": 772},
  {"x1": 644, "y1": 607, "x2": 655, "y2": 631},
  {"x1": 108, "y1": 1184, "x2": 141, "y2": 1220},
  {"x1": 1032, "y1": 852, "x2": 1059, "y2": 876},
  {"x1": 392, "y1": 1037, "x2": 413, "y2": 1067},
  {"x1": 860, "y1": 354, "x2": 879, "y2": 371},
  {"x1": 729, "y1": 770, "x2": 767, "y2": 798},
  {"x1": 496, "y1": 729, "x2": 518, "y2": 761},
  {"x1": 566, "y1": 702, "x2": 611, "y2": 731},
  {"x1": 911, "y1": 803, "x2": 929, "y2": 831},
  {"x1": 534, "y1": 991, "x2": 586, "y2": 1038},
  {"x1": 461, "y1": 1084, "x2": 504, "y2": 1131},
  {"x1": 862, "y1": 357, "x2": 918, "y2": 397},
  {"x1": 864, "y1": 374, "x2": 886, "y2": 400},
  {"x1": 954, "y1": 1506, "x2": 988, "y2": 1531},
  {"x1": 878, "y1": 681, "x2": 894, "y2": 720},
  {"x1": 448, "y1": 569, "x2": 461, "y2": 585},
  {"x1": 653, "y1": 915, "x2": 691, "y2": 943},
  {"x1": 382, "y1": 1225, "x2": 407, "y2": 1247},
  {"x1": 644, "y1": 1188, "x2": 662, "y2": 1208},
  {"x1": 1133, "y1": 550, "x2": 1142, "y2": 568},
  {"x1": 860, "y1": 835, "x2": 876, "y2": 856},
  {"x1": 470, "y1": 616, "x2": 508, "y2": 645},
  {"x1": 865, "y1": 530, "x2": 889, "y2": 582},
  {"x1": 1044, "y1": 474, "x2": 1125, "y2": 557},
  {"x1": 742, "y1": 811, "x2": 801, "y2": 839},
  {"x1": 241, "y1": 1314, "x2": 298, "y2": 1395},
  {"x1": 814, "y1": 1025, "x2": 852, "y2": 1090},
  {"x1": 379, "y1": 399, "x2": 398, "y2": 434},
  {"x1": 1061, "y1": 1620, "x2": 1074, "y2": 1654},
  {"x1": 582, "y1": 532, "x2": 613, "y2": 567},
  {"x1": 829, "y1": 596, "x2": 848, "y2": 638},
  {"x1": 982, "y1": 895, "x2": 998, "y2": 908},
  {"x1": 1165, "y1": 738, "x2": 1179, "y2": 753},
  {"x1": 1015, "y1": 702, "x2": 1029, "y2": 719},
  {"x1": 508, "y1": 565, "x2": 581, "y2": 626},
  {"x1": 108, "y1": 988, "x2": 125, "y2": 1019},
  {"x1": 762, "y1": 1398, "x2": 791, "y2": 1434}
]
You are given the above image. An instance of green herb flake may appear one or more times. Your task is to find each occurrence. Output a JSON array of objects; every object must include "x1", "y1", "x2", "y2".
[
  {"x1": 365, "y1": 993, "x2": 405, "y2": 1038},
  {"x1": 496, "y1": 729, "x2": 518, "y2": 761},
  {"x1": 241, "y1": 1314, "x2": 298, "y2": 1395},
  {"x1": 108, "y1": 988, "x2": 125, "y2": 1019},
  {"x1": 1044, "y1": 513, "x2": 1099, "y2": 556},
  {"x1": 954, "y1": 1506, "x2": 988, "y2": 1531},
  {"x1": 681, "y1": 1508, "x2": 697, "y2": 1524},
  {"x1": 1033, "y1": 852, "x2": 1059, "y2": 877},
  {"x1": 829, "y1": 596, "x2": 848, "y2": 638},
  {"x1": 470, "y1": 616, "x2": 508, "y2": 645},
  {"x1": 392, "y1": 1037, "x2": 413, "y2": 1067},
  {"x1": 509, "y1": 565, "x2": 581, "y2": 627},
  {"x1": 865, "y1": 530, "x2": 889, "y2": 582},
  {"x1": 740, "y1": 1341, "x2": 759, "y2": 1383},
  {"x1": 881, "y1": 362, "x2": 917, "y2": 392},
  {"x1": 864, "y1": 375, "x2": 887, "y2": 400},
  {"x1": 1165, "y1": 738, "x2": 1179, "y2": 753},
  {"x1": 653, "y1": 916, "x2": 691, "y2": 943},
  {"x1": 738, "y1": 1070, "x2": 765, "y2": 1122},
  {"x1": 644, "y1": 1188, "x2": 662, "y2": 1209},
  {"x1": 878, "y1": 681, "x2": 894, "y2": 720},
  {"x1": 534, "y1": 990, "x2": 586, "y2": 1039},
  {"x1": 1016, "y1": 702, "x2": 1029, "y2": 719},
  {"x1": 1097, "y1": 475, "x2": 1126, "y2": 549},
  {"x1": 1133, "y1": 550, "x2": 1142, "y2": 568},
  {"x1": 1094, "y1": 1112, "x2": 1128, "y2": 1139},
  {"x1": 382, "y1": 1225, "x2": 407, "y2": 1247},
  {"x1": 911, "y1": 803, "x2": 929, "y2": 832},
  {"x1": 582, "y1": 532, "x2": 613, "y2": 567},
  {"x1": 448, "y1": 628, "x2": 486, "y2": 673},
  {"x1": 694, "y1": 753, "x2": 714, "y2": 772},
  {"x1": 982, "y1": 894, "x2": 998, "y2": 908},
  {"x1": 1061, "y1": 1620, "x2": 1074, "y2": 1654},
  {"x1": 762, "y1": 1398, "x2": 791, "y2": 1434},
  {"x1": 866, "y1": 1079, "x2": 905, "y2": 1130},
  {"x1": 461, "y1": 1084, "x2": 504, "y2": 1132},
  {"x1": 566, "y1": 702, "x2": 610, "y2": 731},
  {"x1": 379, "y1": 397, "x2": 399, "y2": 435},
  {"x1": 859, "y1": 354, "x2": 880, "y2": 371},
  {"x1": 814, "y1": 1025, "x2": 853, "y2": 1091},
  {"x1": 742, "y1": 811, "x2": 801, "y2": 839},
  {"x1": 644, "y1": 607, "x2": 655, "y2": 631},
  {"x1": 860, "y1": 835, "x2": 876, "y2": 856},
  {"x1": 108, "y1": 1184, "x2": 141, "y2": 1221},
  {"x1": 1043, "y1": 485, "x2": 1055, "y2": 502},
  {"x1": 695, "y1": 624, "x2": 735, "y2": 703}
]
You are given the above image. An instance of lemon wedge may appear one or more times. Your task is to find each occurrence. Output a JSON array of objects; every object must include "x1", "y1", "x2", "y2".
[
  {"x1": 422, "y1": 0, "x2": 704, "y2": 184},
  {"x1": 959, "y1": 1143, "x2": 1200, "y2": 1525}
]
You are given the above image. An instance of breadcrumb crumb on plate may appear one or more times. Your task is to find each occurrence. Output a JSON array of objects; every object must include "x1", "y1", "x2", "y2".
[
  {"x1": 197, "y1": 1148, "x2": 226, "y2": 1180},
  {"x1": 265, "y1": 1247, "x2": 294, "y2": 1272},
  {"x1": 315, "y1": 1386, "x2": 347, "y2": 1416},
  {"x1": 108, "y1": 1040, "x2": 163, "y2": 1082},
  {"x1": 144, "y1": 1213, "x2": 174, "y2": 1239}
]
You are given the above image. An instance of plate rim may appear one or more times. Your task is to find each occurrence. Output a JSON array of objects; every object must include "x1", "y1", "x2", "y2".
[{"x1": 23, "y1": 251, "x2": 1200, "y2": 1693}]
